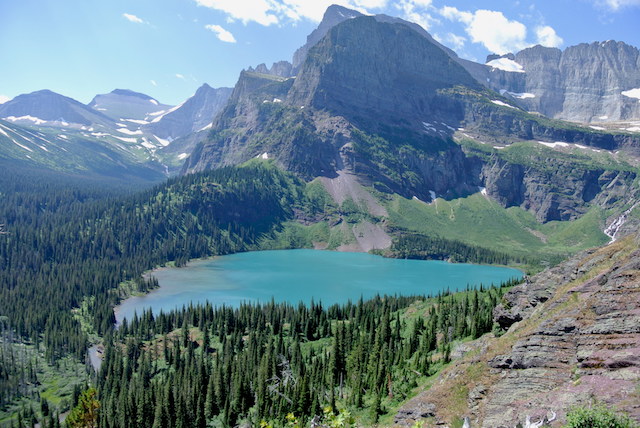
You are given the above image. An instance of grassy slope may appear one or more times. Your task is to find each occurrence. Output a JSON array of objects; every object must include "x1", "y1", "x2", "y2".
[{"x1": 386, "y1": 192, "x2": 608, "y2": 263}]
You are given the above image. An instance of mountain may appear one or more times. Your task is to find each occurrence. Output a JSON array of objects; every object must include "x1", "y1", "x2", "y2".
[
  {"x1": 292, "y1": 4, "x2": 363, "y2": 72},
  {"x1": 476, "y1": 41, "x2": 640, "y2": 123},
  {"x1": 395, "y1": 231, "x2": 640, "y2": 426},
  {"x1": 184, "y1": 13, "x2": 640, "y2": 232},
  {"x1": 0, "y1": 89, "x2": 115, "y2": 128},
  {"x1": 89, "y1": 89, "x2": 171, "y2": 121},
  {"x1": 148, "y1": 83, "x2": 232, "y2": 140},
  {"x1": 0, "y1": 119, "x2": 165, "y2": 182}
]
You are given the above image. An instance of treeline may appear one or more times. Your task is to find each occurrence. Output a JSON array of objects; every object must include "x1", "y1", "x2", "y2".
[
  {"x1": 96, "y1": 285, "x2": 512, "y2": 427},
  {"x1": 0, "y1": 163, "x2": 304, "y2": 393},
  {"x1": 389, "y1": 233, "x2": 528, "y2": 265}
]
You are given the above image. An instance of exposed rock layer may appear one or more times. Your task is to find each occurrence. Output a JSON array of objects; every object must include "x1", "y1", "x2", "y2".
[{"x1": 395, "y1": 234, "x2": 640, "y2": 426}]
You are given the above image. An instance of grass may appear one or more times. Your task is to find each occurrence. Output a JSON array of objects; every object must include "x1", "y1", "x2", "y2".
[{"x1": 385, "y1": 192, "x2": 609, "y2": 267}]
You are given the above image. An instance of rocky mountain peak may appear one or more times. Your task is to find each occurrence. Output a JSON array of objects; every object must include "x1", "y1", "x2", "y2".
[
  {"x1": 289, "y1": 15, "x2": 480, "y2": 129},
  {"x1": 291, "y1": 4, "x2": 363, "y2": 70}
]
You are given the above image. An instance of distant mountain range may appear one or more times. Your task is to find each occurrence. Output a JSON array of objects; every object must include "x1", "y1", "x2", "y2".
[{"x1": 0, "y1": 84, "x2": 232, "y2": 180}]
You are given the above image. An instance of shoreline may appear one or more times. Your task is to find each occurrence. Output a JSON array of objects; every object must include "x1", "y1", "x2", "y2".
[{"x1": 114, "y1": 248, "x2": 523, "y2": 323}]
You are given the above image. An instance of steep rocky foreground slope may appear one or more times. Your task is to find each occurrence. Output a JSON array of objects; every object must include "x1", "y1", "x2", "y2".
[{"x1": 395, "y1": 233, "x2": 640, "y2": 427}]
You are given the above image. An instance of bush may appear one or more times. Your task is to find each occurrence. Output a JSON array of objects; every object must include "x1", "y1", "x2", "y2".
[{"x1": 564, "y1": 406, "x2": 637, "y2": 428}]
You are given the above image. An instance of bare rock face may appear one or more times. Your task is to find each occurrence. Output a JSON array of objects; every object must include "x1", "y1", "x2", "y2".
[
  {"x1": 478, "y1": 42, "x2": 640, "y2": 123},
  {"x1": 481, "y1": 156, "x2": 637, "y2": 222},
  {"x1": 395, "y1": 234, "x2": 640, "y2": 427}
]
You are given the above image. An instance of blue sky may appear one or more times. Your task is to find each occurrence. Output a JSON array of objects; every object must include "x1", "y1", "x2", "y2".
[{"x1": 1, "y1": 0, "x2": 639, "y2": 106}]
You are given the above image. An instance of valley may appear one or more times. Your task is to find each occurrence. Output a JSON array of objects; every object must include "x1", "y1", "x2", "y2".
[{"x1": 1, "y1": 3, "x2": 640, "y2": 427}]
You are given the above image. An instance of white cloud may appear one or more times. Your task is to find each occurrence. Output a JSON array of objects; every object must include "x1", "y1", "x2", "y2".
[
  {"x1": 466, "y1": 10, "x2": 528, "y2": 54},
  {"x1": 535, "y1": 25, "x2": 563, "y2": 47},
  {"x1": 441, "y1": 32, "x2": 466, "y2": 50},
  {"x1": 205, "y1": 24, "x2": 237, "y2": 42},
  {"x1": 439, "y1": 7, "x2": 563, "y2": 55},
  {"x1": 440, "y1": 5, "x2": 472, "y2": 23},
  {"x1": 397, "y1": 0, "x2": 437, "y2": 30},
  {"x1": 599, "y1": 0, "x2": 640, "y2": 10},
  {"x1": 176, "y1": 74, "x2": 186, "y2": 80},
  {"x1": 193, "y1": 0, "x2": 389, "y2": 25},
  {"x1": 194, "y1": 0, "x2": 279, "y2": 25},
  {"x1": 150, "y1": 80, "x2": 157, "y2": 87},
  {"x1": 123, "y1": 13, "x2": 144, "y2": 24}
]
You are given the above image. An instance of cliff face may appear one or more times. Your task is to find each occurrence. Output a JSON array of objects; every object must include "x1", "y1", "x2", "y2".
[
  {"x1": 481, "y1": 155, "x2": 636, "y2": 222},
  {"x1": 396, "y1": 233, "x2": 640, "y2": 427},
  {"x1": 479, "y1": 41, "x2": 640, "y2": 123}
]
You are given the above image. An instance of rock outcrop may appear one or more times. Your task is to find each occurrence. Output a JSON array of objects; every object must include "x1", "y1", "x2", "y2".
[{"x1": 395, "y1": 233, "x2": 640, "y2": 427}]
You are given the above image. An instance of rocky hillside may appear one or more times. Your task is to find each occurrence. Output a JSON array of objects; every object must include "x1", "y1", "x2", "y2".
[{"x1": 395, "y1": 232, "x2": 640, "y2": 427}]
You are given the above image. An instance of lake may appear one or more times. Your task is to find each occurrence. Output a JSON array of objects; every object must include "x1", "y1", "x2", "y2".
[{"x1": 115, "y1": 249, "x2": 522, "y2": 323}]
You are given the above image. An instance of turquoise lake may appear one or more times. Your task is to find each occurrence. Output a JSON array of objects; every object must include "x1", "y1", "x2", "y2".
[{"x1": 115, "y1": 249, "x2": 522, "y2": 323}]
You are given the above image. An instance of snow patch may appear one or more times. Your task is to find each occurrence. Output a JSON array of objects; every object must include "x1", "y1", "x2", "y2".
[
  {"x1": 149, "y1": 102, "x2": 184, "y2": 123},
  {"x1": 590, "y1": 126, "x2": 605, "y2": 130},
  {"x1": 122, "y1": 118, "x2": 149, "y2": 125},
  {"x1": 493, "y1": 146, "x2": 506, "y2": 150},
  {"x1": 12, "y1": 139, "x2": 33, "y2": 152},
  {"x1": 150, "y1": 99, "x2": 159, "y2": 105},
  {"x1": 140, "y1": 138, "x2": 156, "y2": 149},
  {"x1": 627, "y1": 126, "x2": 640, "y2": 132},
  {"x1": 58, "y1": 134, "x2": 68, "y2": 139},
  {"x1": 491, "y1": 100, "x2": 516, "y2": 109},
  {"x1": 598, "y1": 115, "x2": 609, "y2": 120},
  {"x1": 153, "y1": 135, "x2": 171, "y2": 146},
  {"x1": 5, "y1": 115, "x2": 48, "y2": 125},
  {"x1": 116, "y1": 128, "x2": 143, "y2": 136},
  {"x1": 113, "y1": 136, "x2": 138, "y2": 143},
  {"x1": 486, "y1": 58, "x2": 525, "y2": 73},
  {"x1": 479, "y1": 186, "x2": 487, "y2": 196},
  {"x1": 538, "y1": 141, "x2": 569, "y2": 148},
  {"x1": 429, "y1": 190, "x2": 437, "y2": 201},
  {"x1": 199, "y1": 123, "x2": 213, "y2": 132},
  {"x1": 621, "y1": 88, "x2": 640, "y2": 100},
  {"x1": 177, "y1": 153, "x2": 188, "y2": 160},
  {"x1": 501, "y1": 90, "x2": 535, "y2": 99},
  {"x1": 260, "y1": 152, "x2": 269, "y2": 159},
  {"x1": 272, "y1": 98, "x2": 282, "y2": 103}
]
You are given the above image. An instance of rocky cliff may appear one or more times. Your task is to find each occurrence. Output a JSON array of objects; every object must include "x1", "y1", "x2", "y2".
[
  {"x1": 479, "y1": 41, "x2": 640, "y2": 123},
  {"x1": 395, "y1": 232, "x2": 640, "y2": 427}
]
